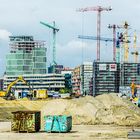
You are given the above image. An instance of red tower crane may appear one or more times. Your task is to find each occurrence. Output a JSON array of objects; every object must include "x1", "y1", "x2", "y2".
[{"x1": 77, "y1": 6, "x2": 112, "y2": 61}]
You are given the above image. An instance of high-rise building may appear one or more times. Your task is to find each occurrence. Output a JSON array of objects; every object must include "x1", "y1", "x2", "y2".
[
  {"x1": 6, "y1": 36, "x2": 47, "y2": 75},
  {"x1": 92, "y1": 61, "x2": 120, "y2": 96},
  {"x1": 80, "y1": 62, "x2": 93, "y2": 95},
  {"x1": 72, "y1": 62, "x2": 93, "y2": 95},
  {"x1": 3, "y1": 36, "x2": 66, "y2": 92},
  {"x1": 61, "y1": 67, "x2": 73, "y2": 92},
  {"x1": 72, "y1": 66, "x2": 81, "y2": 95}
]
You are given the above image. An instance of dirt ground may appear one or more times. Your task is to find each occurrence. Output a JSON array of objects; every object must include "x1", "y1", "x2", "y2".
[
  {"x1": 1, "y1": 94, "x2": 140, "y2": 126},
  {"x1": 0, "y1": 122, "x2": 140, "y2": 140},
  {"x1": 1, "y1": 95, "x2": 140, "y2": 139}
]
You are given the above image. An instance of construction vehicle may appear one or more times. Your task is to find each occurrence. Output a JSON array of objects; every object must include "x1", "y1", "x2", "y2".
[
  {"x1": 130, "y1": 81, "x2": 140, "y2": 98},
  {"x1": 130, "y1": 80, "x2": 140, "y2": 107},
  {"x1": 0, "y1": 76, "x2": 30, "y2": 100}
]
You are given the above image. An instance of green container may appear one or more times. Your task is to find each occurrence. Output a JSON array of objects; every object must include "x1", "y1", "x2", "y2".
[
  {"x1": 44, "y1": 115, "x2": 72, "y2": 133},
  {"x1": 11, "y1": 111, "x2": 40, "y2": 132}
]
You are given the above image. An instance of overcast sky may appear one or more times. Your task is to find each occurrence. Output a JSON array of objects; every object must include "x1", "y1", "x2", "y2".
[{"x1": 0, "y1": 0, "x2": 140, "y2": 76}]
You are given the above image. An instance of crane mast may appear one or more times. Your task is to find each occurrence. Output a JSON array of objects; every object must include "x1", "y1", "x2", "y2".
[
  {"x1": 77, "y1": 6, "x2": 112, "y2": 61},
  {"x1": 123, "y1": 22, "x2": 129, "y2": 62},
  {"x1": 40, "y1": 21, "x2": 59, "y2": 73},
  {"x1": 131, "y1": 32, "x2": 139, "y2": 63},
  {"x1": 108, "y1": 24, "x2": 121, "y2": 62}
]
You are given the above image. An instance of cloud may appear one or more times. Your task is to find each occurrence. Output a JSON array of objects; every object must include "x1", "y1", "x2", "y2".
[
  {"x1": 55, "y1": 40, "x2": 97, "y2": 67},
  {"x1": 0, "y1": 29, "x2": 12, "y2": 40}
]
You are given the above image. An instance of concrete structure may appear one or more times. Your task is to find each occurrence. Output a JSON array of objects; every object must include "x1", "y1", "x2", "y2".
[
  {"x1": 3, "y1": 74, "x2": 65, "y2": 92},
  {"x1": 6, "y1": 36, "x2": 47, "y2": 75},
  {"x1": 92, "y1": 62, "x2": 140, "y2": 96},
  {"x1": 0, "y1": 78, "x2": 3, "y2": 90},
  {"x1": 61, "y1": 67, "x2": 73, "y2": 92},
  {"x1": 3, "y1": 36, "x2": 66, "y2": 93},
  {"x1": 120, "y1": 63, "x2": 140, "y2": 86},
  {"x1": 80, "y1": 62, "x2": 93, "y2": 95},
  {"x1": 72, "y1": 66, "x2": 81, "y2": 95},
  {"x1": 92, "y1": 61, "x2": 120, "y2": 96},
  {"x1": 48, "y1": 65, "x2": 64, "y2": 74}
]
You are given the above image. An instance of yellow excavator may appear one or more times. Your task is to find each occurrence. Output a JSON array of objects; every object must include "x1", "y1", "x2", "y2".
[{"x1": 0, "y1": 76, "x2": 30, "y2": 100}]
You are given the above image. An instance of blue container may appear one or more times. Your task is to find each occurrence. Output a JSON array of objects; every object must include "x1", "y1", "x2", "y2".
[
  {"x1": 44, "y1": 115, "x2": 72, "y2": 132},
  {"x1": 22, "y1": 91, "x2": 27, "y2": 98}
]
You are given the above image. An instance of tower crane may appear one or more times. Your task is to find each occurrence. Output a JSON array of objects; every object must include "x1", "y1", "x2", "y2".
[
  {"x1": 123, "y1": 21, "x2": 129, "y2": 62},
  {"x1": 78, "y1": 35, "x2": 113, "y2": 42},
  {"x1": 110, "y1": 22, "x2": 130, "y2": 63},
  {"x1": 78, "y1": 35, "x2": 120, "y2": 62},
  {"x1": 131, "y1": 32, "x2": 139, "y2": 63},
  {"x1": 108, "y1": 24, "x2": 122, "y2": 61},
  {"x1": 77, "y1": 6, "x2": 112, "y2": 61},
  {"x1": 40, "y1": 21, "x2": 59, "y2": 73}
]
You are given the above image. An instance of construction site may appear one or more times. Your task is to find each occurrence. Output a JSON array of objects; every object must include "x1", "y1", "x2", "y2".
[{"x1": 0, "y1": 2, "x2": 140, "y2": 140}]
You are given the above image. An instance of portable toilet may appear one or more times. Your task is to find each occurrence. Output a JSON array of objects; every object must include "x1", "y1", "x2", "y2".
[
  {"x1": 22, "y1": 91, "x2": 28, "y2": 98},
  {"x1": 14, "y1": 90, "x2": 22, "y2": 99}
]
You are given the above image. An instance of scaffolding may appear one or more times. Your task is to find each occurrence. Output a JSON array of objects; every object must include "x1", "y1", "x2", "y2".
[
  {"x1": 93, "y1": 61, "x2": 120, "y2": 96},
  {"x1": 6, "y1": 36, "x2": 47, "y2": 76}
]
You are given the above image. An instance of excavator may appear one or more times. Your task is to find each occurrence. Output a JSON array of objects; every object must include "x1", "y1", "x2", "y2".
[
  {"x1": 0, "y1": 76, "x2": 31, "y2": 100},
  {"x1": 130, "y1": 80, "x2": 140, "y2": 106}
]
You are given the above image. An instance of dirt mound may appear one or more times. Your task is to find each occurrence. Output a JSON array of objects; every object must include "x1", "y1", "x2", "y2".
[
  {"x1": 1, "y1": 94, "x2": 140, "y2": 127},
  {"x1": 0, "y1": 98, "x2": 6, "y2": 102},
  {"x1": 0, "y1": 100, "x2": 47, "y2": 122},
  {"x1": 41, "y1": 94, "x2": 140, "y2": 126}
]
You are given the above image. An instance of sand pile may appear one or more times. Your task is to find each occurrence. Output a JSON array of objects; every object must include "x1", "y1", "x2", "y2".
[
  {"x1": 41, "y1": 94, "x2": 140, "y2": 126},
  {"x1": 0, "y1": 100, "x2": 47, "y2": 121},
  {"x1": 0, "y1": 97, "x2": 6, "y2": 102},
  {"x1": 1, "y1": 94, "x2": 140, "y2": 126}
]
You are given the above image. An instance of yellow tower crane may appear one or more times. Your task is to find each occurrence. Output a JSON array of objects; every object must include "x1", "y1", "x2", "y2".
[
  {"x1": 131, "y1": 31, "x2": 139, "y2": 63},
  {"x1": 123, "y1": 21, "x2": 129, "y2": 62}
]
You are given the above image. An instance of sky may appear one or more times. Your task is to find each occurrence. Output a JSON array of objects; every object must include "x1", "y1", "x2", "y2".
[{"x1": 0, "y1": 0, "x2": 140, "y2": 76}]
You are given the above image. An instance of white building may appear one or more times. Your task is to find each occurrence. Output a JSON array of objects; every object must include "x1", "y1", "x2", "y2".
[
  {"x1": 80, "y1": 62, "x2": 93, "y2": 95},
  {"x1": 3, "y1": 74, "x2": 65, "y2": 92}
]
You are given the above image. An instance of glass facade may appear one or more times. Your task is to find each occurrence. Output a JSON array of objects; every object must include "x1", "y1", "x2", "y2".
[{"x1": 6, "y1": 36, "x2": 47, "y2": 76}]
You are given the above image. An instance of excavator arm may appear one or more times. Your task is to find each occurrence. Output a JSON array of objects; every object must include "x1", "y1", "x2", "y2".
[{"x1": 6, "y1": 76, "x2": 29, "y2": 96}]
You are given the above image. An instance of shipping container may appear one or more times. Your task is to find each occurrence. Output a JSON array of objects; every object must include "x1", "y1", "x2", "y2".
[
  {"x1": 33, "y1": 89, "x2": 48, "y2": 99},
  {"x1": 44, "y1": 115, "x2": 72, "y2": 133},
  {"x1": 11, "y1": 111, "x2": 41, "y2": 132},
  {"x1": 60, "y1": 93, "x2": 70, "y2": 98}
]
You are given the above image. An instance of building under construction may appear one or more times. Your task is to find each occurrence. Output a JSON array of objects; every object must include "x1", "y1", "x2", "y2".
[
  {"x1": 92, "y1": 61, "x2": 140, "y2": 96},
  {"x1": 6, "y1": 36, "x2": 47, "y2": 75},
  {"x1": 4, "y1": 36, "x2": 65, "y2": 92},
  {"x1": 92, "y1": 61, "x2": 120, "y2": 96}
]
